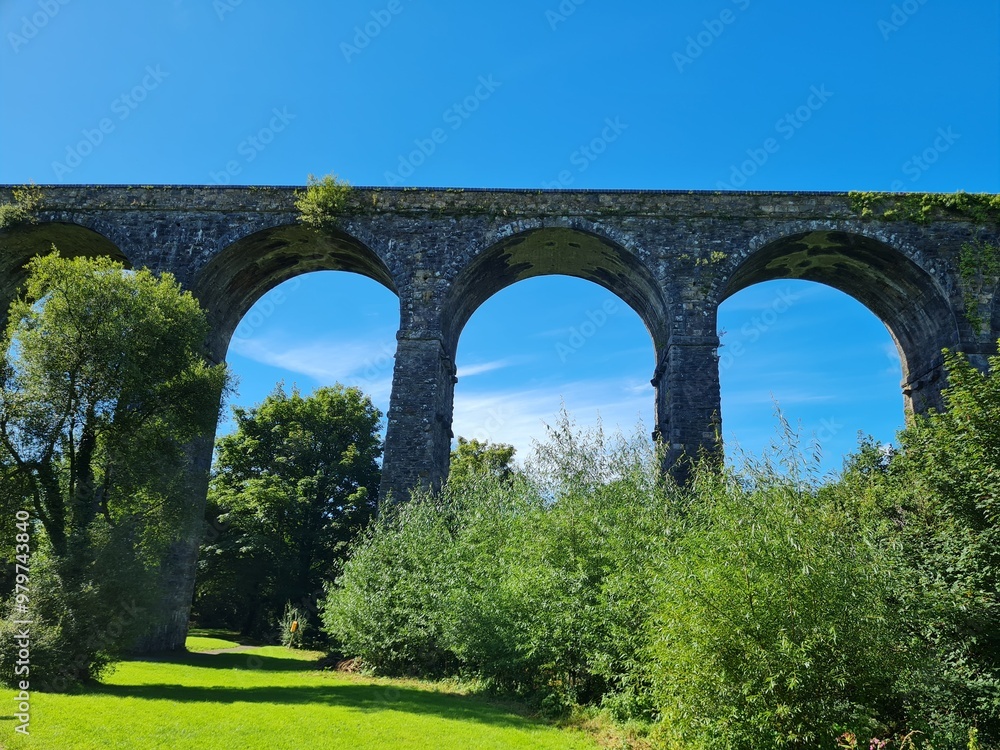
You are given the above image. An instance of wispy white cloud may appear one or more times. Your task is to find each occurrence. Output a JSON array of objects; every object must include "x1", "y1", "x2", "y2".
[
  {"x1": 623, "y1": 379, "x2": 654, "y2": 396},
  {"x1": 229, "y1": 335, "x2": 397, "y2": 402},
  {"x1": 453, "y1": 378, "x2": 654, "y2": 461},
  {"x1": 456, "y1": 359, "x2": 517, "y2": 378}
]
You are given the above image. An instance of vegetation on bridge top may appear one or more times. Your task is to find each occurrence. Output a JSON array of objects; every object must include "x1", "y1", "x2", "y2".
[
  {"x1": 295, "y1": 172, "x2": 354, "y2": 228},
  {"x1": 849, "y1": 190, "x2": 1000, "y2": 225},
  {"x1": 0, "y1": 184, "x2": 42, "y2": 230}
]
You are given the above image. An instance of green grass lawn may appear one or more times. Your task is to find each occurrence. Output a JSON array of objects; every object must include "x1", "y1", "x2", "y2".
[
  {"x1": 184, "y1": 628, "x2": 253, "y2": 652},
  {"x1": 0, "y1": 641, "x2": 602, "y2": 750},
  {"x1": 183, "y1": 636, "x2": 242, "y2": 653}
]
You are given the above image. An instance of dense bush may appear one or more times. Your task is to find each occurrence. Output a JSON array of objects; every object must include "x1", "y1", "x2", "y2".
[
  {"x1": 322, "y1": 347, "x2": 1000, "y2": 748},
  {"x1": 323, "y1": 420, "x2": 680, "y2": 711},
  {"x1": 648, "y1": 433, "x2": 914, "y2": 748},
  {"x1": 0, "y1": 523, "x2": 159, "y2": 690},
  {"x1": 850, "y1": 348, "x2": 1000, "y2": 747},
  {"x1": 321, "y1": 490, "x2": 458, "y2": 675}
]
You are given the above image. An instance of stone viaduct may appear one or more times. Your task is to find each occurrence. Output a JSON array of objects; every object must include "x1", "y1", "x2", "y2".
[{"x1": 1, "y1": 185, "x2": 997, "y2": 650}]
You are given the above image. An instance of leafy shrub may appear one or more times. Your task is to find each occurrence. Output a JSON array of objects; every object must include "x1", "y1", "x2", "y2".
[
  {"x1": 647, "y1": 438, "x2": 913, "y2": 749},
  {"x1": 295, "y1": 173, "x2": 352, "y2": 229},
  {"x1": 321, "y1": 492, "x2": 457, "y2": 676},
  {"x1": 0, "y1": 524, "x2": 158, "y2": 690},
  {"x1": 323, "y1": 416, "x2": 676, "y2": 713},
  {"x1": 0, "y1": 184, "x2": 41, "y2": 229},
  {"x1": 868, "y1": 348, "x2": 1000, "y2": 747}
]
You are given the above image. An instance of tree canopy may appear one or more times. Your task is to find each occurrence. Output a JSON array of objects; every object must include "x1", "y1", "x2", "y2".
[
  {"x1": 196, "y1": 384, "x2": 382, "y2": 638},
  {"x1": 0, "y1": 251, "x2": 227, "y2": 686},
  {"x1": 448, "y1": 437, "x2": 516, "y2": 485}
]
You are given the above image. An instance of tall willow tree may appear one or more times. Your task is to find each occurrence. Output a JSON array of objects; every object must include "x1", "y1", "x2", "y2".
[{"x1": 0, "y1": 252, "x2": 227, "y2": 687}]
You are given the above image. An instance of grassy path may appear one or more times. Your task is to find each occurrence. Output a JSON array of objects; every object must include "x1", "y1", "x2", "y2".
[{"x1": 1, "y1": 638, "x2": 602, "y2": 750}]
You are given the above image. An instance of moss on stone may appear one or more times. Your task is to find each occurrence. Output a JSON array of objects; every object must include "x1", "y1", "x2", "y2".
[{"x1": 849, "y1": 191, "x2": 1000, "y2": 225}]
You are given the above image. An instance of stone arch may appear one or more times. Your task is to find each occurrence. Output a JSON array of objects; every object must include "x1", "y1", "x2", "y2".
[
  {"x1": 194, "y1": 222, "x2": 398, "y2": 356},
  {"x1": 442, "y1": 220, "x2": 669, "y2": 357},
  {"x1": 717, "y1": 226, "x2": 961, "y2": 413},
  {"x1": 0, "y1": 220, "x2": 132, "y2": 326}
]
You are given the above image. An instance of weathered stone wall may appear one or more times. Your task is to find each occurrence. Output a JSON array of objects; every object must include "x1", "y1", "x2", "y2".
[{"x1": 1, "y1": 184, "x2": 996, "y2": 650}]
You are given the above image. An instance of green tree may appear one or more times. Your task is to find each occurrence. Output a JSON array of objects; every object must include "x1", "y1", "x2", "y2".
[
  {"x1": 196, "y1": 384, "x2": 382, "y2": 640},
  {"x1": 0, "y1": 252, "x2": 227, "y2": 687},
  {"x1": 448, "y1": 437, "x2": 516, "y2": 485},
  {"x1": 876, "y1": 347, "x2": 1000, "y2": 745},
  {"x1": 648, "y1": 460, "x2": 911, "y2": 749}
]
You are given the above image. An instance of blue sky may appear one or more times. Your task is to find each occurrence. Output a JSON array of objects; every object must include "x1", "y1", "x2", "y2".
[{"x1": 2, "y1": 0, "x2": 998, "y2": 474}]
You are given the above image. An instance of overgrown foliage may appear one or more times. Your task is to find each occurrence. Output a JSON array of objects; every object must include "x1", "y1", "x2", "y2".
[
  {"x1": 448, "y1": 437, "x2": 516, "y2": 486},
  {"x1": 849, "y1": 190, "x2": 1000, "y2": 225},
  {"x1": 649, "y1": 436, "x2": 913, "y2": 748},
  {"x1": 0, "y1": 253, "x2": 227, "y2": 688},
  {"x1": 322, "y1": 419, "x2": 675, "y2": 714},
  {"x1": 957, "y1": 240, "x2": 1000, "y2": 334},
  {"x1": 323, "y1": 344, "x2": 1000, "y2": 748},
  {"x1": 0, "y1": 185, "x2": 42, "y2": 230},
  {"x1": 295, "y1": 173, "x2": 353, "y2": 229},
  {"x1": 194, "y1": 384, "x2": 382, "y2": 640},
  {"x1": 875, "y1": 348, "x2": 1000, "y2": 746}
]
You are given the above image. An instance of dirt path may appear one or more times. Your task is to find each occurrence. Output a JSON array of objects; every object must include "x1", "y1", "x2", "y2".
[{"x1": 197, "y1": 644, "x2": 258, "y2": 655}]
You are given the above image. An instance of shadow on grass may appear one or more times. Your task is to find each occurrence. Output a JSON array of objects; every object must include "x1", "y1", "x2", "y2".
[
  {"x1": 187, "y1": 628, "x2": 240, "y2": 640},
  {"x1": 92, "y1": 680, "x2": 535, "y2": 730},
  {"x1": 186, "y1": 627, "x2": 269, "y2": 647},
  {"x1": 138, "y1": 650, "x2": 318, "y2": 672}
]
